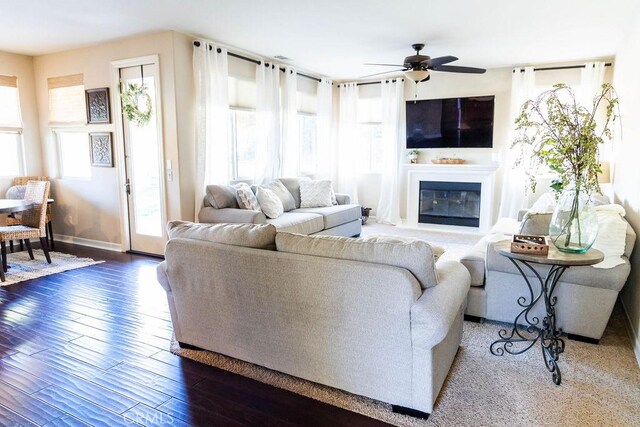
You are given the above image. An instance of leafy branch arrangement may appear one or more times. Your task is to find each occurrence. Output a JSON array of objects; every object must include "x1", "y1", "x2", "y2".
[
  {"x1": 513, "y1": 83, "x2": 618, "y2": 195},
  {"x1": 120, "y1": 83, "x2": 153, "y2": 127}
]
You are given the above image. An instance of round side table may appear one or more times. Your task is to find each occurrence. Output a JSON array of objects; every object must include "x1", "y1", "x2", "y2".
[{"x1": 490, "y1": 240, "x2": 604, "y2": 385}]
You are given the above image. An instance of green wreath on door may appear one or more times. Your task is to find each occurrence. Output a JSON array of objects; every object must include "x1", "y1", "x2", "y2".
[{"x1": 120, "y1": 83, "x2": 153, "y2": 127}]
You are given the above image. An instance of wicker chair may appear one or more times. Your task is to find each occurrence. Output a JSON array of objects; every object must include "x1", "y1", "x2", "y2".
[
  {"x1": 0, "y1": 181, "x2": 51, "y2": 282},
  {"x1": 5, "y1": 176, "x2": 54, "y2": 252}
]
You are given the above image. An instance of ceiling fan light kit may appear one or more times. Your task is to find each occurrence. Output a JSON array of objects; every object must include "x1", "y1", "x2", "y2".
[{"x1": 362, "y1": 43, "x2": 486, "y2": 90}]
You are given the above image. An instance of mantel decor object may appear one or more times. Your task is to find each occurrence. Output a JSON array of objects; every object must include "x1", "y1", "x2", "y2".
[
  {"x1": 431, "y1": 158, "x2": 466, "y2": 165},
  {"x1": 86, "y1": 87, "x2": 111, "y2": 124},
  {"x1": 90, "y1": 132, "x2": 114, "y2": 167}
]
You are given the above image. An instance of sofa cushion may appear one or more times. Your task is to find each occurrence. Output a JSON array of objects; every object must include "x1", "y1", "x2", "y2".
[
  {"x1": 299, "y1": 179, "x2": 333, "y2": 208},
  {"x1": 276, "y1": 232, "x2": 440, "y2": 289},
  {"x1": 235, "y1": 183, "x2": 260, "y2": 211},
  {"x1": 278, "y1": 177, "x2": 311, "y2": 209},
  {"x1": 256, "y1": 187, "x2": 284, "y2": 219},
  {"x1": 167, "y1": 221, "x2": 276, "y2": 250},
  {"x1": 295, "y1": 204, "x2": 362, "y2": 229},
  {"x1": 261, "y1": 181, "x2": 296, "y2": 212},
  {"x1": 267, "y1": 212, "x2": 324, "y2": 235},
  {"x1": 519, "y1": 213, "x2": 552, "y2": 236},
  {"x1": 205, "y1": 184, "x2": 239, "y2": 209}
]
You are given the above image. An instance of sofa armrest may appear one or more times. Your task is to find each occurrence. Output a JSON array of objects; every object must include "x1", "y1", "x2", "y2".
[
  {"x1": 334, "y1": 193, "x2": 351, "y2": 205},
  {"x1": 411, "y1": 260, "x2": 470, "y2": 348},
  {"x1": 198, "y1": 207, "x2": 267, "y2": 224},
  {"x1": 156, "y1": 261, "x2": 171, "y2": 292},
  {"x1": 517, "y1": 209, "x2": 529, "y2": 222}
]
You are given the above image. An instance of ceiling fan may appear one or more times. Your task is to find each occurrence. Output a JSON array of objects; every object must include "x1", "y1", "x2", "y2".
[{"x1": 362, "y1": 43, "x2": 486, "y2": 82}]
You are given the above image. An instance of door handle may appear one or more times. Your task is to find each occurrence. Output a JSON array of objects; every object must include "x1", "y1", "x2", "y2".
[{"x1": 125, "y1": 178, "x2": 131, "y2": 195}]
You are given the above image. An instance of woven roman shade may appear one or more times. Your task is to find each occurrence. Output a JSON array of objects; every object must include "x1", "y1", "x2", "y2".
[
  {"x1": 48, "y1": 74, "x2": 86, "y2": 125},
  {"x1": 0, "y1": 75, "x2": 17, "y2": 88},
  {"x1": 0, "y1": 75, "x2": 21, "y2": 131}
]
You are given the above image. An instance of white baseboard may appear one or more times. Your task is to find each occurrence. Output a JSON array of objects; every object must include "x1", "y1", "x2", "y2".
[
  {"x1": 620, "y1": 296, "x2": 640, "y2": 368},
  {"x1": 53, "y1": 234, "x2": 123, "y2": 252}
]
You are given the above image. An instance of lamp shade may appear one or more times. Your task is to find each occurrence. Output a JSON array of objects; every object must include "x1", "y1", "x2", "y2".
[
  {"x1": 404, "y1": 69, "x2": 430, "y2": 83},
  {"x1": 597, "y1": 161, "x2": 611, "y2": 184}
]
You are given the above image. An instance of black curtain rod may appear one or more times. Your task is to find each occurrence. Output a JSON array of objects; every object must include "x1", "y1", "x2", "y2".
[
  {"x1": 337, "y1": 79, "x2": 404, "y2": 87},
  {"x1": 193, "y1": 41, "x2": 321, "y2": 83},
  {"x1": 514, "y1": 63, "x2": 612, "y2": 73}
]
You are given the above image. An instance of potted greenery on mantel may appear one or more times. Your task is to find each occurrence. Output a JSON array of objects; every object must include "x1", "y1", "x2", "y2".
[{"x1": 513, "y1": 83, "x2": 619, "y2": 253}]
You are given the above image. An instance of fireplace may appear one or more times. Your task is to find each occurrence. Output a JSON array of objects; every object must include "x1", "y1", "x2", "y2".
[{"x1": 419, "y1": 181, "x2": 481, "y2": 227}]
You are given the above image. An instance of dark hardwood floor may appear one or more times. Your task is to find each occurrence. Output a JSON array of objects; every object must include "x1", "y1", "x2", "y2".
[{"x1": 0, "y1": 242, "x2": 389, "y2": 426}]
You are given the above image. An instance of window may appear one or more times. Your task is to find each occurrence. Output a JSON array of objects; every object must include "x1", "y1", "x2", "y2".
[
  {"x1": 229, "y1": 108, "x2": 257, "y2": 180},
  {"x1": 357, "y1": 123, "x2": 383, "y2": 173},
  {"x1": 0, "y1": 75, "x2": 24, "y2": 177},
  {"x1": 357, "y1": 95, "x2": 383, "y2": 173},
  {"x1": 48, "y1": 74, "x2": 89, "y2": 178},
  {"x1": 56, "y1": 132, "x2": 91, "y2": 179},
  {"x1": 298, "y1": 113, "x2": 317, "y2": 174}
]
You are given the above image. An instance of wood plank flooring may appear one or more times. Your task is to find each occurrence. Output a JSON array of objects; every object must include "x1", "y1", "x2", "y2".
[{"x1": 0, "y1": 243, "x2": 388, "y2": 426}]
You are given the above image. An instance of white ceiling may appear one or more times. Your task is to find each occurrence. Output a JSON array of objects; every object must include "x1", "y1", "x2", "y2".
[{"x1": 1, "y1": 0, "x2": 638, "y2": 79}]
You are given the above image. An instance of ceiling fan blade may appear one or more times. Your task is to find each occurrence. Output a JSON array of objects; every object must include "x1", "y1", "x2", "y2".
[
  {"x1": 359, "y1": 69, "x2": 405, "y2": 78},
  {"x1": 431, "y1": 65, "x2": 486, "y2": 74},
  {"x1": 426, "y1": 55, "x2": 458, "y2": 67},
  {"x1": 363, "y1": 63, "x2": 405, "y2": 67}
]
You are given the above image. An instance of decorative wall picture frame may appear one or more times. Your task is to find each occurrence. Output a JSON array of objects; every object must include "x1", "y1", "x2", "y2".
[
  {"x1": 86, "y1": 87, "x2": 111, "y2": 124},
  {"x1": 90, "y1": 132, "x2": 114, "y2": 167}
]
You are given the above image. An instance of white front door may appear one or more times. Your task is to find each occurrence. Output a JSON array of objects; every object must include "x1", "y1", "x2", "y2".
[{"x1": 119, "y1": 64, "x2": 166, "y2": 255}]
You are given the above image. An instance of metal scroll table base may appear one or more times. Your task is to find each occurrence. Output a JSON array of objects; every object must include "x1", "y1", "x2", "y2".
[{"x1": 489, "y1": 258, "x2": 567, "y2": 385}]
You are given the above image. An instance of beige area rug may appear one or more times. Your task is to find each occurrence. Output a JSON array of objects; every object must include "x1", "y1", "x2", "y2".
[
  {"x1": 171, "y1": 304, "x2": 640, "y2": 426},
  {"x1": 1, "y1": 249, "x2": 103, "y2": 286},
  {"x1": 361, "y1": 222, "x2": 482, "y2": 262}
]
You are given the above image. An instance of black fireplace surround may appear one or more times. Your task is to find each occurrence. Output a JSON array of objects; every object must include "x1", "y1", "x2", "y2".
[{"x1": 419, "y1": 181, "x2": 481, "y2": 227}]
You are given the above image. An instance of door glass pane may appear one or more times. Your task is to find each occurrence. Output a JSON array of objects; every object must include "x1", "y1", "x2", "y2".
[{"x1": 126, "y1": 75, "x2": 162, "y2": 237}]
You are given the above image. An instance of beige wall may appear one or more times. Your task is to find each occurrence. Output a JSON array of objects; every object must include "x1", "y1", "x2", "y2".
[
  {"x1": 354, "y1": 63, "x2": 613, "y2": 221},
  {"x1": 0, "y1": 51, "x2": 42, "y2": 196},
  {"x1": 32, "y1": 31, "x2": 193, "y2": 246},
  {"x1": 612, "y1": 11, "x2": 640, "y2": 363}
]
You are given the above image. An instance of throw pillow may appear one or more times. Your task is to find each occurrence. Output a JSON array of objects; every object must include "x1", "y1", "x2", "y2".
[
  {"x1": 299, "y1": 180, "x2": 333, "y2": 208},
  {"x1": 5, "y1": 185, "x2": 27, "y2": 200},
  {"x1": 204, "y1": 184, "x2": 239, "y2": 209},
  {"x1": 278, "y1": 177, "x2": 311, "y2": 209},
  {"x1": 276, "y1": 232, "x2": 440, "y2": 289},
  {"x1": 167, "y1": 221, "x2": 277, "y2": 250},
  {"x1": 235, "y1": 183, "x2": 260, "y2": 211},
  {"x1": 361, "y1": 234, "x2": 445, "y2": 262},
  {"x1": 256, "y1": 187, "x2": 284, "y2": 219},
  {"x1": 263, "y1": 181, "x2": 296, "y2": 212}
]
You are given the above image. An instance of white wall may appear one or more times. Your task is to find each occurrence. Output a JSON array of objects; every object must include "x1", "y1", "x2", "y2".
[
  {"x1": 0, "y1": 51, "x2": 42, "y2": 199},
  {"x1": 612, "y1": 10, "x2": 640, "y2": 364}
]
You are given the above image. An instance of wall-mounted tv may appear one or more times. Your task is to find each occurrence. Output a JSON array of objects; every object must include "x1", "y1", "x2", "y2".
[{"x1": 406, "y1": 95, "x2": 495, "y2": 149}]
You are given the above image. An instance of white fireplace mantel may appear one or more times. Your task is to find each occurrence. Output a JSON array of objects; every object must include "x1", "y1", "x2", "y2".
[{"x1": 405, "y1": 163, "x2": 499, "y2": 232}]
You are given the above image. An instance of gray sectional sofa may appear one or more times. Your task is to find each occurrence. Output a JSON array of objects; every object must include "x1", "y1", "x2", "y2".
[
  {"x1": 198, "y1": 177, "x2": 362, "y2": 237},
  {"x1": 157, "y1": 221, "x2": 471, "y2": 417},
  {"x1": 461, "y1": 206, "x2": 636, "y2": 341}
]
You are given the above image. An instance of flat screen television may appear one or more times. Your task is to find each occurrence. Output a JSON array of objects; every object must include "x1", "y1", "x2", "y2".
[{"x1": 406, "y1": 95, "x2": 495, "y2": 149}]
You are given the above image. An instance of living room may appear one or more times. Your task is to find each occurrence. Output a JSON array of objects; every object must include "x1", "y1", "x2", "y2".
[{"x1": 0, "y1": 0, "x2": 639, "y2": 425}]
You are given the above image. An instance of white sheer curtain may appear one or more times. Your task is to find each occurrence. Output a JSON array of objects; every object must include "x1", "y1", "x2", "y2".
[
  {"x1": 193, "y1": 42, "x2": 229, "y2": 219},
  {"x1": 580, "y1": 62, "x2": 606, "y2": 107},
  {"x1": 281, "y1": 66, "x2": 299, "y2": 177},
  {"x1": 336, "y1": 83, "x2": 359, "y2": 203},
  {"x1": 254, "y1": 61, "x2": 281, "y2": 184},
  {"x1": 316, "y1": 78, "x2": 333, "y2": 179},
  {"x1": 376, "y1": 79, "x2": 405, "y2": 224},
  {"x1": 498, "y1": 67, "x2": 535, "y2": 218}
]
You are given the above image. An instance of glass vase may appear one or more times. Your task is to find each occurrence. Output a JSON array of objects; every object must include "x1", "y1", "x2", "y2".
[{"x1": 549, "y1": 186, "x2": 598, "y2": 254}]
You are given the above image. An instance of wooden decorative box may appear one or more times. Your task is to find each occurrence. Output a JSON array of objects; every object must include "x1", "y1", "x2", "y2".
[
  {"x1": 511, "y1": 234, "x2": 549, "y2": 256},
  {"x1": 431, "y1": 158, "x2": 466, "y2": 165}
]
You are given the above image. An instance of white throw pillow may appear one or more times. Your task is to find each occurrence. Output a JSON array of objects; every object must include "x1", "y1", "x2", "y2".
[
  {"x1": 256, "y1": 187, "x2": 284, "y2": 219},
  {"x1": 235, "y1": 183, "x2": 260, "y2": 211},
  {"x1": 299, "y1": 180, "x2": 333, "y2": 208}
]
